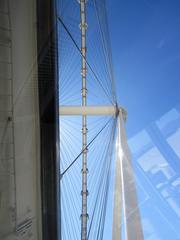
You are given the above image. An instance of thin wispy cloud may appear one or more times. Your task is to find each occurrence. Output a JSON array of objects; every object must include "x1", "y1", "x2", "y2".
[{"x1": 158, "y1": 39, "x2": 166, "y2": 49}]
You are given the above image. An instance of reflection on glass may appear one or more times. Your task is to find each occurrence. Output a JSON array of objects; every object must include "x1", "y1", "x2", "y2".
[{"x1": 128, "y1": 105, "x2": 180, "y2": 240}]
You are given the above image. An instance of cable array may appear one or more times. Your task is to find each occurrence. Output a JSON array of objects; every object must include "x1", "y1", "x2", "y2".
[
  {"x1": 57, "y1": 0, "x2": 117, "y2": 106},
  {"x1": 57, "y1": 0, "x2": 117, "y2": 239},
  {"x1": 60, "y1": 116, "x2": 117, "y2": 239}
]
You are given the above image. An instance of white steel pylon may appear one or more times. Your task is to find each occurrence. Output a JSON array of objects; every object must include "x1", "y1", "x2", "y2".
[{"x1": 113, "y1": 109, "x2": 144, "y2": 240}]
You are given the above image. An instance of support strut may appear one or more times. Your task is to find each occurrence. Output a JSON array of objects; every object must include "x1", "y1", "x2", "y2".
[{"x1": 79, "y1": 0, "x2": 88, "y2": 239}]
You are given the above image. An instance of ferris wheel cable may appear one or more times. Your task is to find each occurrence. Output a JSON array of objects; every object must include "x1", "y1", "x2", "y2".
[
  {"x1": 59, "y1": 39, "x2": 79, "y2": 74},
  {"x1": 97, "y1": 182, "x2": 109, "y2": 240},
  {"x1": 96, "y1": 169, "x2": 112, "y2": 239},
  {"x1": 60, "y1": 118, "x2": 82, "y2": 130},
  {"x1": 62, "y1": 189, "x2": 73, "y2": 239},
  {"x1": 61, "y1": 98, "x2": 81, "y2": 105},
  {"x1": 59, "y1": 56, "x2": 112, "y2": 106},
  {"x1": 88, "y1": 126, "x2": 113, "y2": 188},
  {"x1": 60, "y1": 137, "x2": 78, "y2": 171},
  {"x1": 96, "y1": 0, "x2": 114, "y2": 71},
  {"x1": 61, "y1": 132, "x2": 81, "y2": 166},
  {"x1": 60, "y1": 89, "x2": 81, "y2": 102},
  {"x1": 62, "y1": 183, "x2": 79, "y2": 239},
  {"x1": 62, "y1": 175, "x2": 81, "y2": 236},
  {"x1": 61, "y1": 125, "x2": 82, "y2": 142},
  {"x1": 61, "y1": 179, "x2": 81, "y2": 237},
  {"x1": 65, "y1": 172, "x2": 81, "y2": 205},
  {"x1": 60, "y1": 119, "x2": 114, "y2": 238},
  {"x1": 87, "y1": 38, "x2": 112, "y2": 88},
  {"x1": 60, "y1": 81, "x2": 80, "y2": 96},
  {"x1": 58, "y1": 41, "x2": 76, "y2": 67},
  {"x1": 98, "y1": 122, "x2": 117, "y2": 239},
  {"x1": 60, "y1": 87, "x2": 81, "y2": 99},
  {"x1": 87, "y1": 116, "x2": 109, "y2": 132},
  {"x1": 60, "y1": 70, "x2": 80, "y2": 92},
  {"x1": 87, "y1": 35, "x2": 111, "y2": 88},
  {"x1": 87, "y1": 119, "x2": 116, "y2": 239},
  {"x1": 62, "y1": 177, "x2": 81, "y2": 209},
  {"x1": 60, "y1": 141, "x2": 73, "y2": 171},
  {"x1": 60, "y1": 118, "x2": 112, "y2": 150},
  {"x1": 90, "y1": 0, "x2": 115, "y2": 95},
  {"x1": 87, "y1": 67, "x2": 111, "y2": 96},
  {"x1": 98, "y1": 127, "x2": 116, "y2": 227},
  {"x1": 59, "y1": 4, "x2": 79, "y2": 26},
  {"x1": 61, "y1": 161, "x2": 81, "y2": 222},
  {"x1": 61, "y1": 134, "x2": 79, "y2": 162},
  {"x1": 57, "y1": 1, "x2": 116, "y2": 237},
  {"x1": 59, "y1": 59, "x2": 80, "y2": 89},
  {"x1": 60, "y1": 93, "x2": 82, "y2": 103},
  {"x1": 93, "y1": 0, "x2": 116, "y2": 102},
  {"x1": 62, "y1": 187, "x2": 77, "y2": 238},
  {"x1": 58, "y1": 52, "x2": 79, "y2": 85},
  {"x1": 60, "y1": 71, "x2": 81, "y2": 91},
  {"x1": 92, "y1": 160, "x2": 110, "y2": 239},
  {"x1": 86, "y1": 56, "x2": 113, "y2": 103},
  {"x1": 97, "y1": 2, "x2": 113, "y2": 64},
  {"x1": 88, "y1": 118, "x2": 114, "y2": 167},
  {"x1": 61, "y1": 140, "x2": 81, "y2": 168},
  {"x1": 90, "y1": 122, "x2": 113, "y2": 151},
  {"x1": 86, "y1": 79, "x2": 112, "y2": 104},
  {"x1": 60, "y1": 67, "x2": 80, "y2": 95},
  {"x1": 60, "y1": 116, "x2": 114, "y2": 177},
  {"x1": 88, "y1": 151, "x2": 106, "y2": 186},
  {"x1": 86, "y1": 95, "x2": 107, "y2": 106},
  {"x1": 61, "y1": 130, "x2": 81, "y2": 167},
  {"x1": 88, "y1": 160, "x2": 107, "y2": 189},
  {"x1": 61, "y1": 116, "x2": 113, "y2": 172},
  {"x1": 60, "y1": 93, "x2": 81, "y2": 103},
  {"x1": 60, "y1": 124, "x2": 81, "y2": 135},
  {"x1": 62, "y1": 118, "x2": 112, "y2": 142},
  {"x1": 58, "y1": 0, "x2": 69, "y2": 17},
  {"x1": 86, "y1": 32, "x2": 113, "y2": 96},
  {"x1": 60, "y1": 144, "x2": 69, "y2": 171},
  {"x1": 57, "y1": 15, "x2": 114, "y2": 105},
  {"x1": 95, "y1": 123, "x2": 116, "y2": 240},
  {"x1": 64, "y1": 178, "x2": 80, "y2": 213},
  {"x1": 66, "y1": 164, "x2": 81, "y2": 189},
  {"x1": 88, "y1": 119, "x2": 116, "y2": 239},
  {"x1": 58, "y1": 16, "x2": 114, "y2": 105}
]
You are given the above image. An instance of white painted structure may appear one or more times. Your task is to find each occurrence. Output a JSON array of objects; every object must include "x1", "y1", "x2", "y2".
[
  {"x1": 113, "y1": 109, "x2": 144, "y2": 240},
  {"x1": 59, "y1": 105, "x2": 118, "y2": 116},
  {"x1": 0, "y1": 0, "x2": 41, "y2": 239}
]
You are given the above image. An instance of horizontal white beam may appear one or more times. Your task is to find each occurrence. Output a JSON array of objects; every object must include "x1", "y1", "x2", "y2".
[
  {"x1": 59, "y1": 106, "x2": 127, "y2": 120},
  {"x1": 59, "y1": 105, "x2": 117, "y2": 116}
]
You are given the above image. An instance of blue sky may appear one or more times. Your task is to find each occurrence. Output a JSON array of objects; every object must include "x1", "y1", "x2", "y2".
[{"x1": 107, "y1": 0, "x2": 180, "y2": 137}]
